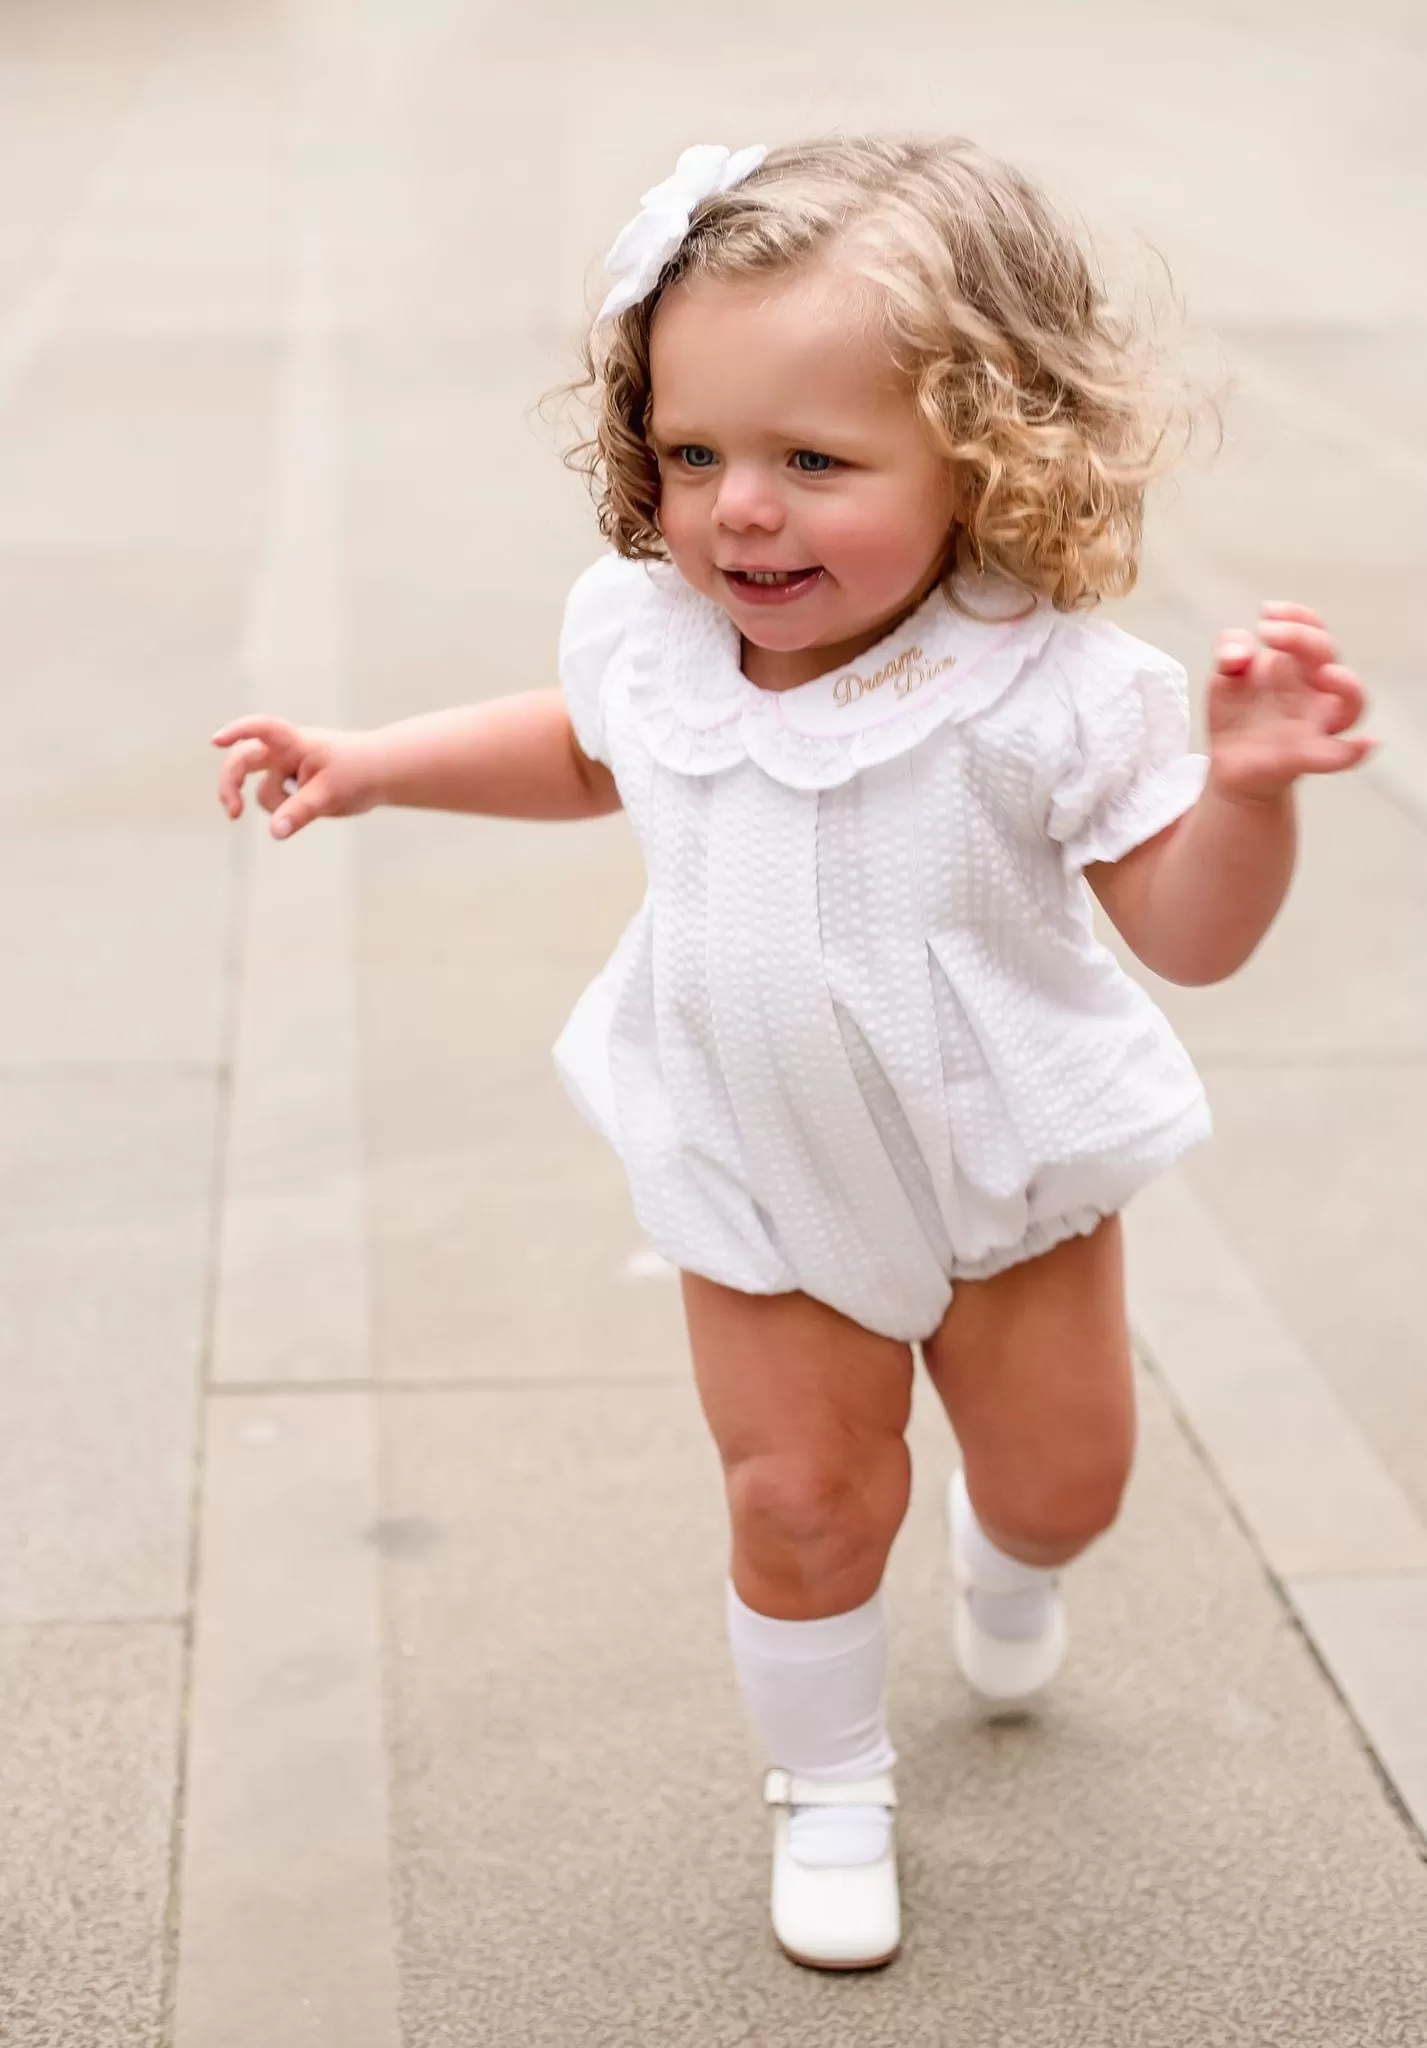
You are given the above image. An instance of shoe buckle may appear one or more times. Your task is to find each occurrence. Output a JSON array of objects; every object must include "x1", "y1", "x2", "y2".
[{"x1": 763, "y1": 1768, "x2": 898, "y2": 1810}]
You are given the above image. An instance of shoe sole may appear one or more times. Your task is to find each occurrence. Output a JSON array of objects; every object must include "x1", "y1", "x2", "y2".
[{"x1": 777, "y1": 1937, "x2": 902, "y2": 1972}]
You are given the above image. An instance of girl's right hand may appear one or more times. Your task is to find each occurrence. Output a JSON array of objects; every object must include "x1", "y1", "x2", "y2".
[{"x1": 212, "y1": 715, "x2": 387, "y2": 839}]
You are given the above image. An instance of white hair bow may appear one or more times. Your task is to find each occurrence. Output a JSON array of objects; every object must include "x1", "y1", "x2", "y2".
[{"x1": 596, "y1": 143, "x2": 768, "y2": 326}]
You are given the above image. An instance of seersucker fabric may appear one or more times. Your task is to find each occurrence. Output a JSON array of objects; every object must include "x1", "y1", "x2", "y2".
[{"x1": 553, "y1": 553, "x2": 1211, "y2": 1342}]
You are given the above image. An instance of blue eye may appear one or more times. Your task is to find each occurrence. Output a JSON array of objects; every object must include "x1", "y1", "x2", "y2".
[
  {"x1": 793, "y1": 450, "x2": 837, "y2": 474},
  {"x1": 676, "y1": 445, "x2": 717, "y2": 469}
]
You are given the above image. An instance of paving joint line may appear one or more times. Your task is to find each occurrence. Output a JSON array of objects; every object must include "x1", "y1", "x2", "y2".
[
  {"x1": 1279, "y1": 1599, "x2": 1427, "y2": 1865},
  {"x1": 207, "y1": 1372, "x2": 690, "y2": 1397},
  {"x1": 1128, "y1": 1171, "x2": 1427, "y2": 1860},
  {"x1": 159, "y1": 736, "x2": 253, "y2": 2048},
  {"x1": 1283, "y1": 1564, "x2": 1427, "y2": 1587},
  {"x1": 0, "y1": 1614, "x2": 186, "y2": 1633},
  {"x1": 0, "y1": 1059, "x2": 230, "y2": 1081},
  {"x1": 1136, "y1": 1331, "x2": 1427, "y2": 1862}
]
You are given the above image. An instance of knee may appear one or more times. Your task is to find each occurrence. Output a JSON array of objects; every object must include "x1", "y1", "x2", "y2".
[
  {"x1": 727, "y1": 1440, "x2": 910, "y2": 1574},
  {"x1": 974, "y1": 1445, "x2": 1132, "y2": 1560}
]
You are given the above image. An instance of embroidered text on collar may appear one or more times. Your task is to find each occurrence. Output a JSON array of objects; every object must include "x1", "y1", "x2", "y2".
[{"x1": 833, "y1": 646, "x2": 957, "y2": 709}]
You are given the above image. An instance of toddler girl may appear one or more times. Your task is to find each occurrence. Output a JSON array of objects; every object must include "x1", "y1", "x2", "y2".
[{"x1": 214, "y1": 136, "x2": 1372, "y2": 1973}]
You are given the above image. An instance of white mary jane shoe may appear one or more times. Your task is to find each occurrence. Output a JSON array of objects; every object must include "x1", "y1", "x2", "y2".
[
  {"x1": 764, "y1": 1768, "x2": 901, "y2": 1971},
  {"x1": 949, "y1": 1468, "x2": 1068, "y2": 1704}
]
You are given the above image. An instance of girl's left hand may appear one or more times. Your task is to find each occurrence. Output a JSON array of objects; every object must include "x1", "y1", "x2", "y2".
[{"x1": 1208, "y1": 603, "x2": 1374, "y2": 802}]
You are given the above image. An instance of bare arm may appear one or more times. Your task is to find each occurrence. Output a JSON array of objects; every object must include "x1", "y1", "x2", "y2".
[
  {"x1": 1087, "y1": 606, "x2": 1370, "y2": 987},
  {"x1": 370, "y1": 690, "x2": 621, "y2": 821},
  {"x1": 1089, "y1": 786, "x2": 1296, "y2": 986},
  {"x1": 214, "y1": 688, "x2": 620, "y2": 838}
]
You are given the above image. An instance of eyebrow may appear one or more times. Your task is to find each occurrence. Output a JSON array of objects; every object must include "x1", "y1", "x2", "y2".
[{"x1": 648, "y1": 420, "x2": 874, "y2": 456}]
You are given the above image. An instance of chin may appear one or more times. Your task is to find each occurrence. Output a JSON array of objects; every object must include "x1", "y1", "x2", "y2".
[{"x1": 737, "y1": 613, "x2": 824, "y2": 645}]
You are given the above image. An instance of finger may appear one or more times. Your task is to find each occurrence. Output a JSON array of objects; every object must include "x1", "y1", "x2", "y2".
[
  {"x1": 1259, "y1": 601, "x2": 1326, "y2": 629},
  {"x1": 218, "y1": 736, "x2": 270, "y2": 816},
  {"x1": 270, "y1": 769, "x2": 333, "y2": 841},
  {"x1": 1299, "y1": 732, "x2": 1376, "y2": 776},
  {"x1": 211, "y1": 715, "x2": 300, "y2": 755},
  {"x1": 1257, "y1": 618, "x2": 1338, "y2": 669},
  {"x1": 1214, "y1": 630, "x2": 1257, "y2": 678},
  {"x1": 258, "y1": 767, "x2": 290, "y2": 814},
  {"x1": 1312, "y1": 663, "x2": 1366, "y2": 733}
]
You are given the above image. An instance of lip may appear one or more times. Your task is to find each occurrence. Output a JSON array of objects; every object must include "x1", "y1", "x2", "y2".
[{"x1": 720, "y1": 566, "x2": 826, "y2": 606}]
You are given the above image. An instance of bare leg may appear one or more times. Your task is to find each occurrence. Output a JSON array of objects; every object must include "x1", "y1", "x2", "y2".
[
  {"x1": 682, "y1": 1274, "x2": 913, "y2": 1922},
  {"x1": 921, "y1": 1216, "x2": 1137, "y2": 1569},
  {"x1": 682, "y1": 1273, "x2": 916, "y2": 1618}
]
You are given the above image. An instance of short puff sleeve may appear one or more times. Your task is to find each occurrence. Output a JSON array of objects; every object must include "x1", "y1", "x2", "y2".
[
  {"x1": 1046, "y1": 624, "x2": 1209, "y2": 871},
  {"x1": 558, "y1": 553, "x2": 646, "y2": 768}
]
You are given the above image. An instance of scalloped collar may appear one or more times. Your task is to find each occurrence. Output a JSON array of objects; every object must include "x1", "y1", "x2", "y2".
[{"x1": 618, "y1": 563, "x2": 1057, "y2": 790}]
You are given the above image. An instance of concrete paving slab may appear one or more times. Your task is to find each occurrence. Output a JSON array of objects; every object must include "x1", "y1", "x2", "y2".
[
  {"x1": 321, "y1": 70, "x2": 564, "y2": 342},
  {"x1": 6, "y1": 4, "x2": 1427, "y2": 2044},
  {"x1": 210, "y1": 171, "x2": 370, "y2": 1390},
  {"x1": 0, "y1": 45, "x2": 161, "y2": 333},
  {"x1": 1100, "y1": 775, "x2": 1427, "y2": 1065},
  {"x1": 1163, "y1": 382, "x2": 1425, "y2": 590},
  {"x1": 0, "y1": 1620, "x2": 181, "y2": 2048},
  {"x1": 0, "y1": 1070, "x2": 213, "y2": 1620},
  {"x1": 174, "y1": 1391, "x2": 401, "y2": 2048},
  {"x1": 1288, "y1": 1571, "x2": 1427, "y2": 1841},
  {"x1": 354, "y1": 811, "x2": 691, "y2": 1384},
  {"x1": 1127, "y1": 1174, "x2": 1427, "y2": 1581},
  {"x1": 1130, "y1": 1159, "x2": 1427, "y2": 1847},
  {"x1": 373, "y1": 1370, "x2": 1427, "y2": 2046},
  {"x1": 0, "y1": 825, "x2": 235, "y2": 1066},
  {"x1": 366, "y1": 1136, "x2": 689, "y2": 1386},
  {"x1": 1232, "y1": 328, "x2": 1427, "y2": 494},
  {"x1": 1362, "y1": 693, "x2": 1427, "y2": 836},
  {"x1": 1180, "y1": 1068, "x2": 1427, "y2": 1529},
  {"x1": 364, "y1": 1138, "x2": 689, "y2": 1384},
  {"x1": 0, "y1": 554, "x2": 251, "y2": 829},
  {"x1": 214, "y1": 829, "x2": 369, "y2": 1388},
  {"x1": 346, "y1": 587, "x2": 600, "y2": 729},
  {"x1": 52, "y1": 73, "x2": 288, "y2": 344},
  {"x1": 0, "y1": 337, "x2": 277, "y2": 556},
  {"x1": 342, "y1": 365, "x2": 595, "y2": 690}
]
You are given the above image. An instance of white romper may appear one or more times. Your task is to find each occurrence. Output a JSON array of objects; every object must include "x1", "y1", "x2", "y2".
[{"x1": 553, "y1": 553, "x2": 1211, "y2": 1343}]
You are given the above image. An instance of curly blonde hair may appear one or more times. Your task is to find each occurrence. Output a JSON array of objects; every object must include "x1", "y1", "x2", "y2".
[{"x1": 554, "y1": 135, "x2": 1208, "y2": 612}]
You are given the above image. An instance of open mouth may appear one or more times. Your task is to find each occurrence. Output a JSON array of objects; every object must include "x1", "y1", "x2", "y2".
[{"x1": 722, "y1": 567, "x2": 825, "y2": 603}]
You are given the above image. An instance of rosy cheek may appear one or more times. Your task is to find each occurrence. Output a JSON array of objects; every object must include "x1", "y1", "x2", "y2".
[
  {"x1": 821, "y1": 507, "x2": 921, "y2": 580},
  {"x1": 654, "y1": 491, "x2": 710, "y2": 585},
  {"x1": 653, "y1": 485, "x2": 686, "y2": 545}
]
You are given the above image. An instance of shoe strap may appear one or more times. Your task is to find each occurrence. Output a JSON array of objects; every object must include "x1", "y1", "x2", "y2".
[{"x1": 763, "y1": 1768, "x2": 898, "y2": 1810}]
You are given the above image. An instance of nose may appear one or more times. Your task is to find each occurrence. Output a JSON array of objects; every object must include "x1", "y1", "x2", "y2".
[{"x1": 713, "y1": 463, "x2": 785, "y2": 536}]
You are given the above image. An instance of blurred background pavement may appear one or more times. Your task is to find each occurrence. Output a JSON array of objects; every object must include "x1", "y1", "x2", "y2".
[{"x1": 1, "y1": 3, "x2": 1425, "y2": 2043}]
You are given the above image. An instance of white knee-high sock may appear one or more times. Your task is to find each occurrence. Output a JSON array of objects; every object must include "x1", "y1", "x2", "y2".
[
  {"x1": 952, "y1": 1469, "x2": 1060, "y2": 1641},
  {"x1": 726, "y1": 1582, "x2": 896, "y2": 1868}
]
